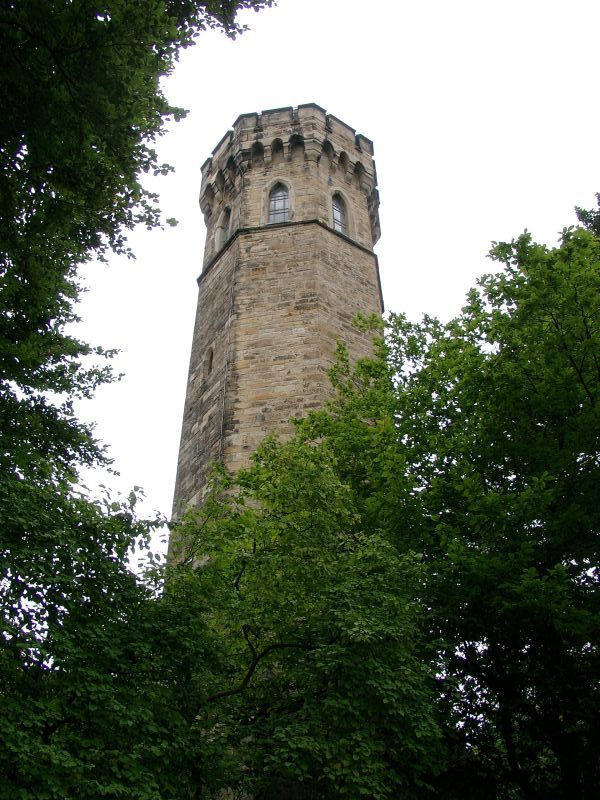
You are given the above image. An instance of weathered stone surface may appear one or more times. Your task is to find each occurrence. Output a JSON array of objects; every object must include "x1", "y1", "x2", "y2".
[{"x1": 172, "y1": 104, "x2": 383, "y2": 520}]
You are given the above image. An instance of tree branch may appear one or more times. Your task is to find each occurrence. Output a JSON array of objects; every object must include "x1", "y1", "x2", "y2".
[
  {"x1": 547, "y1": 308, "x2": 596, "y2": 407},
  {"x1": 233, "y1": 558, "x2": 247, "y2": 591},
  {"x1": 206, "y1": 641, "x2": 313, "y2": 702}
]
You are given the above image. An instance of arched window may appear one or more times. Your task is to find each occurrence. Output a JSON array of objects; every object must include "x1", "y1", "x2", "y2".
[
  {"x1": 332, "y1": 193, "x2": 347, "y2": 234},
  {"x1": 271, "y1": 138, "x2": 284, "y2": 165},
  {"x1": 353, "y1": 161, "x2": 366, "y2": 189},
  {"x1": 268, "y1": 183, "x2": 289, "y2": 224},
  {"x1": 251, "y1": 141, "x2": 264, "y2": 167},
  {"x1": 321, "y1": 140, "x2": 335, "y2": 168},
  {"x1": 290, "y1": 134, "x2": 305, "y2": 162},
  {"x1": 225, "y1": 156, "x2": 237, "y2": 182}
]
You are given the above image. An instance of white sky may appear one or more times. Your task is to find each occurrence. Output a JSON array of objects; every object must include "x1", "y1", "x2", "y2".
[{"x1": 74, "y1": 0, "x2": 600, "y2": 521}]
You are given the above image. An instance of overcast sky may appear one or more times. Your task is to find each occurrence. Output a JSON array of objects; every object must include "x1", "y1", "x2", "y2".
[{"x1": 74, "y1": 0, "x2": 600, "y2": 522}]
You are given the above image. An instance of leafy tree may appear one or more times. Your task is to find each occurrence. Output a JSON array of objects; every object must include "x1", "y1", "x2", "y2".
[
  {"x1": 301, "y1": 225, "x2": 600, "y2": 797},
  {"x1": 171, "y1": 440, "x2": 444, "y2": 799},
  {"x1": 576, "y1": 192, "x2": 600, "y2": 237},
  {"x1": 3, "y1": 7, "x2": 597, "y2": 795},
  {"x1": 0, "y1": 2, "x2": 271, "y2": 796},
  {"x1": 1, "y1": 491, "x2": 218, "y2": 799},
  {"x1": 162, "y1": 212, "x2": 599, "y2": 798},
  {"x1": 0, "y1": 0, "x2": 274, "y2": 571},
  {"x1": 0, "y1": 0, "x2": 272, "y2": 486}
]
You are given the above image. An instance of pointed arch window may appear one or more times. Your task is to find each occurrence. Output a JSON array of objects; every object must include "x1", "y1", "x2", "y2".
[
  {"x1": 268, "y1": 183, "x2": 289, "y2": 224},
  {"x1": 332, "y1": 193, "x2": 347, "y2": 234}
]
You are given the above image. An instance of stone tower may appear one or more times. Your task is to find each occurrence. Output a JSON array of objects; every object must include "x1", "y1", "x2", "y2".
[{"x1": 172, "y1": 104, "x2": 383, "y2": 518}]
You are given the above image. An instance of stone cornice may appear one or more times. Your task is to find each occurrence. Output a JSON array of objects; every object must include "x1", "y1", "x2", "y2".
[{"x1": 198, "y1": 219, "x2": 384, "y2": 313}]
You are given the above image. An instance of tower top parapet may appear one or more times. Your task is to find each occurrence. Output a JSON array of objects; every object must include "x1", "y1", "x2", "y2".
[
  {"x1": 199, "y1": 103, "x2": 380, "y2": 254},
  {"x1": 201, "y1": 103, "x2": 374, "y2": 175}
]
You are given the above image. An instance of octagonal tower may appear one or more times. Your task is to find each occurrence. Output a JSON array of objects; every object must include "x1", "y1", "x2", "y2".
[{"x1": 172, "y1": 104, "x2": 383, "y2": 517}]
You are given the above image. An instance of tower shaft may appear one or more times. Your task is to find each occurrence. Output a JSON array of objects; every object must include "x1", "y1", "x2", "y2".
[{"x1": 173, "y1": 104, "x2": 383, "y2": 517}]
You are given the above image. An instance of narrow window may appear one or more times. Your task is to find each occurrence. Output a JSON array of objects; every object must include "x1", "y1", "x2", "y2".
[
  {"x1": 268, "y1": 183, "x2": 289, "y2": 224},
  {"x1": 332, "y1": 193, "x2": 347, "y2": 234},
  {"x1": 251, "y1": 141, "x2": 264, "y2": 166},
  {"x1": 215, "y1": 208, "x2": 231, "y2": 250},
  {"x1": 203, "y1": 348, "x2": 214, "y2": 378},
  {"x1": 290, "y1": 134, "x2": 305, "y2": 162},
  {"x1": 221, "y1": 208, "x2": 231, "y2": 242},
  {"x1": 271, "y1": 138, "x2": 284, "y2": 165}
]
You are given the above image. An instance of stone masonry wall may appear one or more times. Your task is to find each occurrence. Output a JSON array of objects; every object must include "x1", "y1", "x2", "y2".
[
  {"x1": 172, "y1": 241, "x2": 238, "y2": 517},
  {"x1": 222, "y1": 223, "x2": 381, "y2": 479}
]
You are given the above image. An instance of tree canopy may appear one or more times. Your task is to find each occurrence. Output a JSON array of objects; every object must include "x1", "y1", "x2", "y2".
[
  {"x1": 0, "y1": 0, "x2": 271, "y2": 488},
  {"x1": 0, "y1": 2, "x2": 272, "y2": 797},
  {"x1": 296, "y1": 223, "x2": 600, "y2": 797},
  {"x1": 169, "y1": 443, "x2": 443, "y2": 799},
  {"x1": 4, "y1": 189, "x2": 600, "y2": 795},
  {"x1": 159, "y1": 210, "x2": 598, "y2": 798}
]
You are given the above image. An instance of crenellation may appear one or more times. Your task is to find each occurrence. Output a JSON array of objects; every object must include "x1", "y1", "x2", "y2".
[
  {"x1": 355, "y1": 133, "x2": 374, "y2": 155},
  {"x1": 259, "y1": 106, "x2": 295, "y2": 126},
  {"x1": 232, "y1": 111, "x2": 259, "y2": 132},
  {"x1": 210, "y1": 129, "x2": 233, "y2": 169}
]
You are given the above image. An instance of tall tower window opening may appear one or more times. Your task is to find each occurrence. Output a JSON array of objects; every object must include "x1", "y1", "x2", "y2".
[
  {"x1": 215, "y1": 208, "x2": 231, "y2": 250},
  {"x1": 221, "y1": 208, "x2": 231, "y2": 242},
  {"x1": 268, "y1": 183, "x2": 289, "y2": 224},
  {"x1": 203, "y1": 347, "x2": 214, "y2": 378},
  {"x1": 332, "y1": 193, "x2": 347, "y2": 234}
]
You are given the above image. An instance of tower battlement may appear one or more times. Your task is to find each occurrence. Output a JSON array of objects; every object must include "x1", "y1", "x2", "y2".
[
  {"x1": 202, "y1": 103, "x2": 374, "y2": 174},
  {"x1": 198, "y1": 104, "x2": 380, "y2": 268}
]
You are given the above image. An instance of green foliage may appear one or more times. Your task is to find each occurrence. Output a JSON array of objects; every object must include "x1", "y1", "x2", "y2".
[
  {"x1": 0, "y1": 2, "x2": 272, "y2": 797},
  {"x1": 0, "y1": 0, "x2": 272, "y2": 486},
  {"x1": 172, "y1": 439, "x2": 443, "y2": 799},
  {"x1": 0, "y1": 0, "x2": 273, "y2": 619},
  {"x1": 2, "y1": 7, "x2": 597, "y2": 792},
  {"x1": 86, "y1": 211, "x2": 596, "y2": 799},
  {"x1": 576, "y1": 192, "x2": 600, "y2": 236},
  {"x1": 300, "y1": 225, "x2": 600, "y2": 797},
  {"x1": 0, "y1": 0, "x2": 272, "y2": 590},
  {"x1": 0, "y1": 484, "x2": 222, "y2": 799}
]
